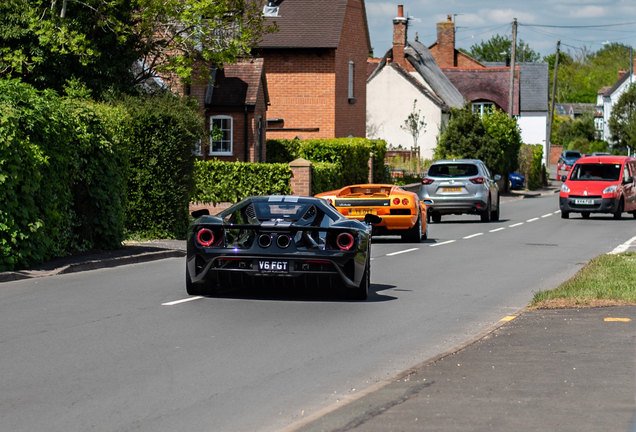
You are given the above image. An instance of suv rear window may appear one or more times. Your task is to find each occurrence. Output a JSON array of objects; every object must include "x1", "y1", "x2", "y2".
[
  {"x1": 564, "y1": 151, "x2": 581, "y2": 159},
  {"x1": 428, "y1": 164, "x2": 479, "y2": 178}
]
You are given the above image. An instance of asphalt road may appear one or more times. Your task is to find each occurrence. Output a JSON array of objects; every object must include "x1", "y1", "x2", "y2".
[{"x1": 2, "y1": 191, "x2": 636, "y2": 432}]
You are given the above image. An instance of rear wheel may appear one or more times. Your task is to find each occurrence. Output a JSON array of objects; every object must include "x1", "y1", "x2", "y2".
[
  {"x1": 632, "y1": 211, "x2": 636, "y2": 219},
  {"x1": 581, "y1": 212, "x2": 590, "y2": 219},
  {"x1": 614, "y1": 199, "x2": 624, "y2": 220},
  {"x1": 350, "y1": 257, "x2": 369, "y2": 300},
  {"x1": 402, "y1": 214, "x2": 422, "y2": 243},
  {"x1": 561, "y1": 211, "x2": 569, "y2": 219},
  {"x1": 422, "y1": 217, "x2": 428, "y2": 240},
  {"x1": 186, "y1": 265, "x2": 216, "y2": 296},
  {"x1": 480, "y1": 199, "x2": 491, "y2": 222},
  {"x1": 491, "y1": 195, "x2": 500, "y2": 221},
  {"x1": 185, "y1": 267, "x2": 201, "y2": 296}
]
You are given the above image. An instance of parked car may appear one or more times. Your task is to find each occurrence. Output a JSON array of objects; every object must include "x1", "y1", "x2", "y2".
[
  {"x1": 509, "y1": 172, "x2": 525, "y2": 190},
  {"x1": 557, "y1": 150, "x2": 582, "y2": 181},
  {"x1": 419, "y1": 159, "x2": 501, "y2": 223},
  {"x1": 315, "y1": 183, "x2": 431, "y2": 242},
  {"x1": 186, "y1": 196, "x2": 381, "y2": 300},
  {"x1": 559, "y1": 155, "x2": 636, "y2": 219}
]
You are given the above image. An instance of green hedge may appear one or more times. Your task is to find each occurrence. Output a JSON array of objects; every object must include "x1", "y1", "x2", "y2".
[
  {"x1": 519, "y1": 143, "x2": 544, "y2": 190},
  {"x1": 116, "y1": 93, "x2": 204, "y2": 239},
  {"x1": 312, "y1": 162, "x2": 344, "y2": 194},
  {"x1": 0, "y1": 79, "x2": 126, "y2": 271},
  {"x1": 193, "y1": 160, "x2": 292, "y2": 203},
  {"x1": 266, "y1": 138, "x2": 389, "y2": 185}
]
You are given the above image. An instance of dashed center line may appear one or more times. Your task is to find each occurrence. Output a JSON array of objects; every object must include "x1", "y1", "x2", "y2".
[
  {"x1": 509, "y1": 222, "x2": 524, "y2": 227},
  {"x1": 489, "y1": 227, "x2": 505, "y2": 232},
  {"x1": 162, "y1": 297, "x2": 203, "y2": 306},
  {"x1": 386, "y1": 248, "x2": 419, "y2": 256},
  {"x1": 527, "y1": 217, "x2": 540, "y2": 222},
  {"x1": 463, "y1": 233, "x2": 484, "y2": 239},
  {"x1": 541, "y1": 213, "x2": 552, "y2": 218},
  {"x1": 430, "y1": 240, "x2": 456, "y2": 247}
]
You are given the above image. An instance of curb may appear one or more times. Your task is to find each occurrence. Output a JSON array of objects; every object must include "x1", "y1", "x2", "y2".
[{"x1": 0, "y1": 250, "x2": 186, "y2": 283}]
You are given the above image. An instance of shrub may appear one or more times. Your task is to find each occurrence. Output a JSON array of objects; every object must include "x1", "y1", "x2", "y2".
[
  {"x1": 312, "y1": 162, "x2": 344, "y2": 194},
  {"x1": 193, "y1": 160, "x2": 292, "y2": 203}
]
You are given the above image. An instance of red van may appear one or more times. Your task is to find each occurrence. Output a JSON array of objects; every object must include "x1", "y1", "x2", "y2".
[{"x1": 559, "y1": 155, "x2": 636, "y2": 219}]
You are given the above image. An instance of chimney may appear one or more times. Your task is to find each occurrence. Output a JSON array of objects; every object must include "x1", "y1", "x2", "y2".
[
  {"x1": 619, "y1": 69, "x2": 628, "y2": 80},
  {"x1": 392, "y1": 5, "x2": 408, "y2": 67},
  {"x1": 436, "y1": 14, "x2": 455, "y2": 68}
]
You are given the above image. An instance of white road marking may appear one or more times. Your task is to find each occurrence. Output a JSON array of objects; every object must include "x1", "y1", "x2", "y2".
[
  {"x1": 509, "y1": 222, "x2": 523, "y2": 227},
  {"x1": 162, "y1": 297, "x2": 203, "y2": 306},
  {"x1": 541, "y1": 213, "x2": 552, "y2": 218},
  {"x1": 430, "y1": 240, "x2": 456, "y2": 247},
  {"x1": 386, "y1": 248, "x2": 419, "y2": 256},
  {"x1": 609, "y1": 235, "x2": 636, "y2": 254},
  {"x1": 463, "y1": 233, "x2": 483, "y2": 239},
  {"x1": 489, "y1": 227, "x2": 505, "y2": 232},
  {"x1": 554, "y1": 210, "x2": 561, "y2": 214},
  {"x1": 527, "y1": 217, "x2": 540, "y2": 222}
]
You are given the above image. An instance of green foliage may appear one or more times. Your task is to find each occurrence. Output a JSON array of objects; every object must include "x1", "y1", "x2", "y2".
[
  {"x1": 117, "y1": 93, "x2": 203, "y2": 239},
  {"x1": 193, "y1": 160, "x2": 292, "y2": 203},
  {"x1": 0, "y1": 78, "x2": 126, "y2": 271},
  {"x1": 265, "y1": 139, "x2": 302, "y2": 164},
  {"x1": 467, "y1": 34, "x2": 540, "y2": 63},
  {"x1": 0, "y1": 0, "x2": 276, "y2": 99},
  {"x1": 609, "y1": 83, "x2": 636, "y2": 153},
  {"x1": 545, "y1": 43, "x2": 632, "y2": 103},
  {"x1": 312, "y1": 162, "x2": 344, "y2": 195},
  {"x1": 589, "y1": 141, "x2": 609, "y2": 154},
  {"x1": 400, "y1": 100, "x2": 427, "y2": 148},
  {"x1": 557, "y1": 115, "x2": 596, "y2": 149},
  {"x1": 482, "y1": 109, "x2": 522, "y2": 177},
  {"x1": 435, "y1": 106, "x2": 500, "y2": 174},
  {"x1": 517, "y1": 144, "x2": 543, "y2": 190}
]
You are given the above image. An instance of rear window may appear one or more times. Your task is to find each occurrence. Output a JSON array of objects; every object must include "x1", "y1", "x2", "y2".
[
  {"x1": 428, "y1": 164, "x2": 479, "y2": 177},
  {"x1": 564, "y1": 151, "x2": 581, "y2": 159},
  {"x1": 570, "y1": 163, "x2": 621, "y2": 181}
]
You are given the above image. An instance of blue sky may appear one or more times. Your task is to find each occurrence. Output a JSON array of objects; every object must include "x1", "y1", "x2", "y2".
[{"x1": 365, "y1": 0, "x2": 636, "y2": 60}]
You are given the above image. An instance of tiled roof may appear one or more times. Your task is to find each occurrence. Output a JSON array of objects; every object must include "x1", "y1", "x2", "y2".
[
  {"x1": 208, "y1": 58, "x2": 267, "y2": 106},
  {"x1": 598, "y1": 86, "x2": 611, "y2": 95},
  {"x1": 390, "y1": 63, "x2": 447, "y2": 110},
  {"x1": 257, "y1": 0, "x2": 370, "y2": 51},
  {"x1": 442, "y1": 67, "x2": 519, "y2": 115},
  {"x1": 604, "y1": 72, "x2": 635, "y2": 97},
  {"x1": 483, "y1": 62, "x2": 548, "y2": 112}
]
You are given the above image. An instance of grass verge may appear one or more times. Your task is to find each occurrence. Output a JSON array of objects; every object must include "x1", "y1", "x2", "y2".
[{"x1": 530, "y1": 252, "x2": 636, "y2": 309}]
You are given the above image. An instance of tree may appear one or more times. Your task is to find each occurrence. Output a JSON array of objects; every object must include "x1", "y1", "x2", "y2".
[
  {"x1": 609, "y1": 83, "x2": 636, "y2": 152},
  {"x1": 482, "y1": 109, "x2": 522, "y2": 190},
  {"x1": 0, "y1": 0, "x2": 275, "y2": 98},
  {"x1": 435, "y1": 105, "x2": 500, "y2": 174},
  {"x1": 400, "y1": 100, "x2": 427, "y2": 148},
  {"x1": 466, "y1": 34, "x2": 540, "y2": 63}
]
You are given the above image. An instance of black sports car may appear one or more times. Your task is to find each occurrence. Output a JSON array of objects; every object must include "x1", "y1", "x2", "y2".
[{"x1": 186, "y1": 196, "x2": 381, "y2": 300}]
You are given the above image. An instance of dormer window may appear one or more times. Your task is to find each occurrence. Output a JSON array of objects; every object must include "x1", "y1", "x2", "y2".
[{"x1": 263, "y1": 1, "x2": 279, "y2": 17}]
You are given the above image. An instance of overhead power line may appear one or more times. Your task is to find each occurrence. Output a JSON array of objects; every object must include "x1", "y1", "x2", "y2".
[{"x1": 520, "y1": 22, "x2": 636, "y2": 29}]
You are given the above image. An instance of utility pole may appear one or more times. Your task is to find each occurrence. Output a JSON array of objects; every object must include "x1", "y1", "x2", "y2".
[
  {"x1": 547, "y1": 40, "x2": 561, "y2": 172},
  {"x1": 508, "y1": 18, "x2": 517, "y2": 119}
]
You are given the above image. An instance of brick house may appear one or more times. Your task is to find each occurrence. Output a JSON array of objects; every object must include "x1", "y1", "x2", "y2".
[
  {"x1": 366, "y1": 6, "x2": 464, "y2": 159},
  {"x1": 189, "y1": 58, "x2": 269, "y2": 162},
  {"x1": 254, "y1": 0, "x2": 372, "y2": 139}
]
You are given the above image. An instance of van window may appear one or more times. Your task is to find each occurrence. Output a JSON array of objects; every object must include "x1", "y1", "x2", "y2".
[{"x1": 570, "y1": 163, "x2": 621, "y2": 181}]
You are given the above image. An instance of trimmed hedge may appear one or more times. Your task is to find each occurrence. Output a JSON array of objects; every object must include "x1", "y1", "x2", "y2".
[
  {"x1": 193, "y1": 160, "x2": 292, "y2": 203},
  {"x1": 267, "y1": 138, "x2": 389, "y2": 185},
  {"x1": 312, "y1": 162, "x2": 344, "y2": 194},
  {"x1": 0, "y1": 79, "x2": 126, "y2": 271},
  {"x1": 518, "y1": 143, "x2": 544, "y2": 190}
]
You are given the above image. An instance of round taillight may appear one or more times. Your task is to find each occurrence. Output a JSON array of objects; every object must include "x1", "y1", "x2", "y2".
[
  {"x1": 402, "y1": 198, "x2": 409, "y2": 205},
  {"x1": 336, "y1": 232, "x2": 355, "y2": 251},
  {"x1": 421, "y1": 178, "x2": 434, "y2": 185},
  {"x1": 393, "y1": 198, "x2": 400, "y2": 205},
  {"x1": 196, "y1": 228, "x2": 215, "y2": 247}
]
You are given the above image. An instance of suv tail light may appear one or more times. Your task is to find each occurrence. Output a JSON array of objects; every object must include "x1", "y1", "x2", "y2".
[
  {"x1": 470, "y1": 177, "x2": 485, "y2": 184},
  {"x1": 421, "y1": 178, "x2": 434, "y2": 185}
]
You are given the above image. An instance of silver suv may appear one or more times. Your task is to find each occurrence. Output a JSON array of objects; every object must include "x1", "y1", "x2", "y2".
[{"x1": 418, "y1": 159, "x2": 501, "y2": 223}]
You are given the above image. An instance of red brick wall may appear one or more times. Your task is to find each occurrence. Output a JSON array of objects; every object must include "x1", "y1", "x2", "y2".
[
  {"x1": 434, "y1": 19, "x2": 455, "y2": 68},
  {"x1": 334, "y1": 0, "x2": 368, "y2": 138}
]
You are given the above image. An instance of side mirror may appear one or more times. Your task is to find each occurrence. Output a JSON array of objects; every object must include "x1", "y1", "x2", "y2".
[
  {"x1": 623, "y1": 176, "x2": 633, "y2": 185},
  {"x1": 191, "y1": 209, "x2": 210, "y2": 218},
  {"x1": 364, "y1": 213, "x2": 383, "y2": 225},
  {"x1": 494, "y1": 174, "x2": 502, "y2": 181},
  {"x1": 560, "y1": 175, "x2": 567, "y2": 182}
]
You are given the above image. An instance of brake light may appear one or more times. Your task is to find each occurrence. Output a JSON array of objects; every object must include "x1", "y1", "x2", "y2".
[
  {"x1": 470, "y1": 177, "x2": 485, "y2": 184},
  {"x1": 402, "y1": 198, "x2": 409, "y2": 205},
  {"x1": 336, "y1": 232, "x2": 355, "y2": 251},
  {"x1": 393, "y1": 198, "x2": 400, "y2": 205},
  {"x1": 196, "y1": 228, "x2": 215, "y2": 247},
  {"x1": 421, "y1": 178, "x2": 434, "y2": 185}
]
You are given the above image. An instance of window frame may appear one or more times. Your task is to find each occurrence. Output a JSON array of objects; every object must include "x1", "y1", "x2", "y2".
[
  {"x1": 209, "y1": 115, "x2": 233, "y2": 156},
  {"x1": 472, "y1": 102, "x2": 494, "y2": 117}
]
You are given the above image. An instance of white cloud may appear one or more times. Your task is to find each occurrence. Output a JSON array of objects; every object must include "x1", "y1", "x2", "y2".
[
  {"x1": 365, "y1": 2, "x2": 403, "y2": 19},
  {"x1": 569, "y1": 6, "x2": 606, "y2": 18},
  {"x1": 484, "y1": 9, "x2": 536, "y2": 24}
]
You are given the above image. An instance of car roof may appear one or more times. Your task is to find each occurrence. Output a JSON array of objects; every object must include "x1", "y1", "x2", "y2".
[
  {"x1": 432, "y1": 159, "x2": 481, "y2": 164},
  {"x1": 575, "y1": 155, "x2": 634, "y2": 164}
]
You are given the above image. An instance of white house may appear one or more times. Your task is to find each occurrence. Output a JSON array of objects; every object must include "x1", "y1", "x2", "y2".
[
  {"x1": 366, "y1": 6, "x2": 463, "y2": 159},
  {"x1": 597, "y1": 70, "x2": 635, "y2": 143}
]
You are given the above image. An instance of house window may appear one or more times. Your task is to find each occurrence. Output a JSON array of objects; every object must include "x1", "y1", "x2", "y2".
[
  {"x1": 348, "y1": 61, "x2": 355, "y2": 102},
  {"x1": 210, "y1": 115, "x2": 233, "y2": 156},
  {"x1": 472, "y1": 102, "x2": 494, "y2": 116}
]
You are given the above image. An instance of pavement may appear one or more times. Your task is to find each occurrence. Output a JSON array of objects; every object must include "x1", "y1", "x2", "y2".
[{"x1": 4, "y1": 184, "x2": 635, "y2": 431}]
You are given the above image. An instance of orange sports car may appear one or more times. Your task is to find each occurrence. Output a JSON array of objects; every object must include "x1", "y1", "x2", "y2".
[{"x1": 315, "y1": 184, "x2": 432, "y2": 242}]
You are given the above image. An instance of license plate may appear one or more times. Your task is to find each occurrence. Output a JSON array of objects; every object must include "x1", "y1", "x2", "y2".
[
  {"x1": 258, "y1": 260, "x2": 289, "y2": 273},
  {"x1": 350, "y1": 208, "x2": 377, "y2": 216},
  {"x1": 574, "y1": 199, "x2": 595, "y2": 205},
  {"x1": 442, "y1": 187, "x2": 462, "y2": 192}
]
